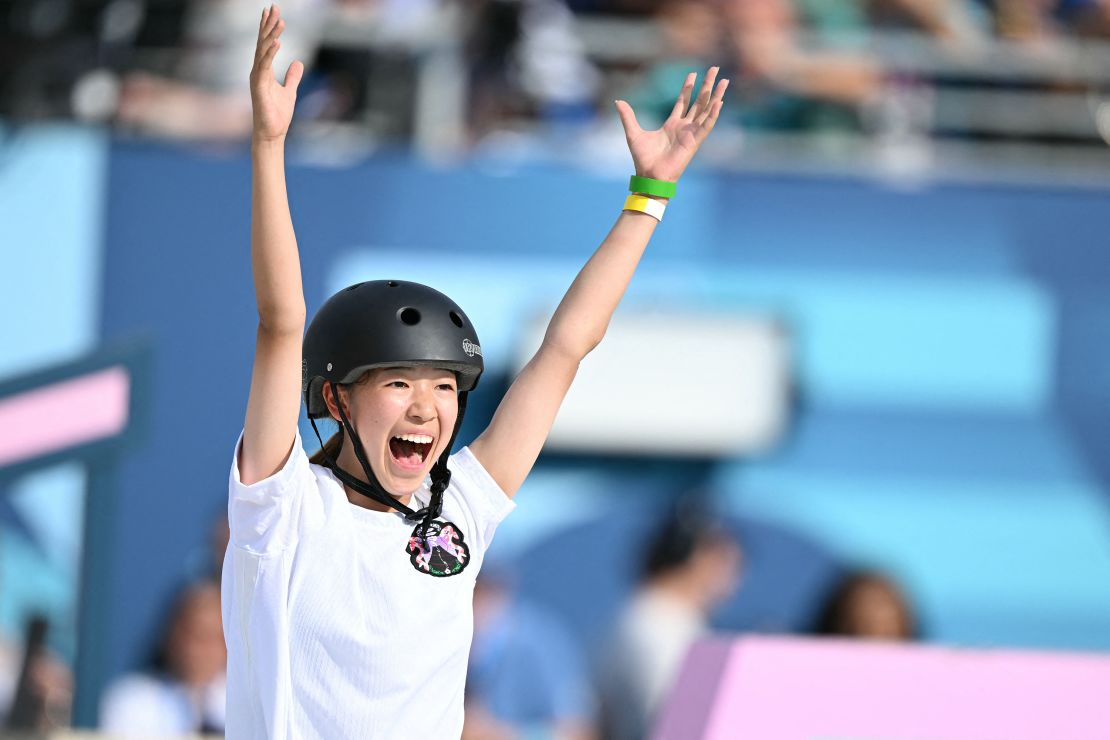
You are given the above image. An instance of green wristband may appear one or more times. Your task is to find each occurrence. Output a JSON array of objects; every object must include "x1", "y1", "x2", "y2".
[{"x1": 629, "y1": 175, "x2": 676, "y2": 199}]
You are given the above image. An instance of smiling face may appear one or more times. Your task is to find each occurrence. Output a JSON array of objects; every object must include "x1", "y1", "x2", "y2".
[{"x1": 324, "y1": 366, "x2": 459, "y2": 508}]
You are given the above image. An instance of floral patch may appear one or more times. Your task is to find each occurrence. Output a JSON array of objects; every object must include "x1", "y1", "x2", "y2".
[{"x1": 407, "y1": 520, "x2": 470, "y2": 577}]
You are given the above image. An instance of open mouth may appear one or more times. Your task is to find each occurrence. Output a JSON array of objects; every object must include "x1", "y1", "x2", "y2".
[{"x1": 388, "y1": 433, "x2": 434, "y2": 469}]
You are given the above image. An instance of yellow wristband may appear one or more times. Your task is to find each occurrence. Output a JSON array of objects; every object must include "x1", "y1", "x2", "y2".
[{"x1": 623, "y1": 194, "x2": 666, "y2": 222}]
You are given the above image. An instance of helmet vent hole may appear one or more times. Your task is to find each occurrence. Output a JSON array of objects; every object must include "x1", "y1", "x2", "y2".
[
  {"x1": 399, "y1": 307, "x2": 422, "y2": 325},
  {"x1": 387, "y1": 281, "x2": 399, "y2": 288},
  {"x1": 449, "y1": 311, "x2": 464, "y2": 328}
]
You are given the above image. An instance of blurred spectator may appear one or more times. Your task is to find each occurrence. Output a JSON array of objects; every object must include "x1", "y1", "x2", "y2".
[
  {"x1": 99, "y1": 580, "x2": 226, "y2": 735},
  {"x1": 464, "y1": 0, "x2": 600, "y2": 140},
  {"x1": 621, "y1": 0, "x2": 725, "y2": 128},
  {"x1": 621, "y1": 0, "x2": 881, "y2": 133},
  {"x1": 0, "y1": 616, "x2": 72, "y2": 731},
  {"x1": 210, "y1": 513, "x2": 230, "y2": 582},
  {"x1": 870, "y1": 0, "x2": 988, "y2": 43},
  {"x1": 464, "y1": 571, "x2": 597, "y2": 740},
  {"x1": 723, "y1": 0, "x2": 883, "y2": 130},
  {"x1": 1060, "y1": 0, "x2": 1110, "y2": 36},
  {"x1": 116, "y1": 0, "x2": 328, "y2": 138},
  {"x1": 983, "y1": 0, "x2": 1062, "y2": 41},
  {"x1": 982, "y1": 0, "x2": 1110, "y2": 39},
  {"x1": 564, "y1": 0, "x2": 664, "y2": 14},
  {"x1": 812, "y1": 569, "x2": 920, "y2": 640},
  {"x1": 600, "y1": 500, "x2": 743, "y2": 740}
]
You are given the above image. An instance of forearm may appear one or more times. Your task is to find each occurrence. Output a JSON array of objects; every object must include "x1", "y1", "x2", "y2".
[
  {"x1": 542, "y1": 204, "x2": 664, "y2": 359},
  {"x1": 468, "y1": 68, "x2": 725, "y2": 497},
  {"x1": 251, "y1": 137, "x2": 305, "y2": 334},
  {"x1": 776, "y1": 51, "x2": 881, "y2": 105}
]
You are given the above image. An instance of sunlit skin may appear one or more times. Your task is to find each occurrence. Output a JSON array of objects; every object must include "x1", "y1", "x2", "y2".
[
  {"x1": 240, "y1": 3, "x2": 729, "y2": 499},
  {"x1": 322, "y1": 366, "x2": 459, "y2": 512}
]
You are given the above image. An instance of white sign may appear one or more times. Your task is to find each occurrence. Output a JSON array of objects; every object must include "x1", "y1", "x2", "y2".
[{"x1": 513, "y1": 311, "x2": 792, "y2": 457}]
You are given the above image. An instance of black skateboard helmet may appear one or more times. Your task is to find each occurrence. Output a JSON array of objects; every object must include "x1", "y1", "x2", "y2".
[
  {"x1": 302, "y1": 280, "x2": 483, "y2": 529},
  {"x1": 303, "y1": 279, "x2": 483, "y2": 418}
]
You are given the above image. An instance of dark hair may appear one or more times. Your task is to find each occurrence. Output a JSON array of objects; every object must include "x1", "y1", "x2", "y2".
[
  {"x1": 812, "y1": 570, "x2": 919, "y2": 639},
  {"x1": 147, "y1": 579, "x2": 220, "y2": 677},
  {"x1": 641, "y1": 497, "x2": 735, "y2": 581},
  {"x1": 307, "y1": 371, "x2": 374, "y2": 467},
  {"x1": 309, "y1": 429, "x2": 343, "y2": 466}
]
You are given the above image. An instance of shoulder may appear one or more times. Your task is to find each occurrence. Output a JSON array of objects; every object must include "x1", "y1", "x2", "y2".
[
  {"x1": 228, "y1": 431, "x2": 347, "y2": 554},
  {"x1": 418, "y1": 447, "x2": 515, "y2": 555},
  {"x1": 445, "y1": 447, "x2": 514, "y2": 519},
  {"x1": 448, "y1": 447, "x2": 505, "y2": 494}
]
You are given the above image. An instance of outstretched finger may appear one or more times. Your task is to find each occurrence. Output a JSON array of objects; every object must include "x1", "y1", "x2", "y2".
[
  {"x1": 669, "y1": 72, "x2": 696, "y2": 121},
  {"x1": 284, "y1": 60, "x2": 304, "y2": 92},
  {"x1": 255, "y1": 11, "x2": 280, "y2": 63},
  {"x1": 685, "y1": 66, "x2": 719, "y2": 122},
  {"x1": 254, "y1": 10, "x2": 269, "y2": 63},
  {"x1": 258, "y1": 39, "x2": 280, "y2": 74},
  {"x1": 261, "y1": 16, "x2": 285, "y2": 47},
  {"x1": 256, "y1": 20, "x2": 285, "y2": 68},
  {"x1": 696, "y1": 78, "x2": 728, "y2": 127},
  {"x1": 696, "y1": 100, "x2": 725, "y2": 142},
  {"x1": 260, "y1": 4, "x2": 282, "y2": 40},
  {"x1": 259, "y1": 7, "x2": 282, "y2": 45},
  {"x1": 615, "y1": 99, "x2": 643, "y2": 139}
]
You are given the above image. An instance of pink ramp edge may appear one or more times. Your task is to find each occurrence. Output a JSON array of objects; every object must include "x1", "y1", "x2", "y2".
[
  {"x1": 0, "y1": 366, "x2": 131, "y2": 468},
  {"x1": 670, "y1": 635, "x2": 1110, "y2": 740}
]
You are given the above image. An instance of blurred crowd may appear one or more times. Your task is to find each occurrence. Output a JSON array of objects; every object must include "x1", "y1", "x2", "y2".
[
  {"x1": 5, "y1": 0, "x2": 1110, "y2": 146},
  {"x1": 0, "y1": 499, "x2": 920, "y2": 738},
  {"x1": 0, "y1": 0, "x2": 1088, "y2": 736}
]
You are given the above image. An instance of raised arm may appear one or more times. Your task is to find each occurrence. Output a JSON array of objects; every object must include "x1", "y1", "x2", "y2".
[
  {"x1": 469, "y1": 68, "x2": 728, "y2": 498},
  {"x1": 240, "y1": 4, "x2": 307, "y2": 485}
]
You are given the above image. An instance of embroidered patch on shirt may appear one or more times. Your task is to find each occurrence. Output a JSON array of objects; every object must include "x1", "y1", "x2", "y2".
[{"x1": 407, "y1": 520, "x2": 470, "y2": 577}]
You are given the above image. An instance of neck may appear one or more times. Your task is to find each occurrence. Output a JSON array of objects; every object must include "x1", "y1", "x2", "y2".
[
  {"x1": 649, "y1": 570, "x2": 713, "y2": 614},
  {"x1": 345, "y1": 488, "x2": 413, "y2": 512}
]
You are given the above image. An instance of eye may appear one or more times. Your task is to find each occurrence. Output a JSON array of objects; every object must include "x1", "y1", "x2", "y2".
[
  {"x1": 387, "y1": 380, "x2": 409, "y2": 389},
  {"x1": 437, "y1": 383, "x2": 456, "y2": 392}
]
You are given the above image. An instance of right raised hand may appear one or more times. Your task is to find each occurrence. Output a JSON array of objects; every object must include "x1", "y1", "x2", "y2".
[{"x1": 250, "y1": 4, "x2": 304, "y2": 143}]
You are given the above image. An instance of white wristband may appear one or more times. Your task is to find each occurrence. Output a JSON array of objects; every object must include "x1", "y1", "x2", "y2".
[{"x1": 623, "y1": 194, "x2": 666, "y2": 222}]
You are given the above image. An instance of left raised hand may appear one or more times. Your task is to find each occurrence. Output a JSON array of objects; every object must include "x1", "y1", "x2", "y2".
[{"x1": 615, "y1": 67, "x2": 729, "y2": 184}]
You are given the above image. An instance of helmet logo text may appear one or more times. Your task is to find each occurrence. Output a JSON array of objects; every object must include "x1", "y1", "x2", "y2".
[{"x1": 462, "y1": 339, "x2": 482, "y2": 358}]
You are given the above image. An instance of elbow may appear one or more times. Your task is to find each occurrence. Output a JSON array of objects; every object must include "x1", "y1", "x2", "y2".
[
  {"x1": 541, "y1": 327, "x2": 604, "y2": 363},
  {"x1": 258, "y1": 301, "x2": 306, "y2": 336}
]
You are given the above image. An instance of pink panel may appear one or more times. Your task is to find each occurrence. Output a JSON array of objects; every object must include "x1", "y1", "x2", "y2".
[
  {"x1": 655, "y1": 636, "x2": 1110, "y2": 740},
  {"x1": 0, "y1": 366, "x2": 131, "y2": 468}
]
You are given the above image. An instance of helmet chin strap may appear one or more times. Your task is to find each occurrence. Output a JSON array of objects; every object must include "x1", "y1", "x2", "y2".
[{"x1": 309, "y1": 381, "x2": 469, "y2": 537}]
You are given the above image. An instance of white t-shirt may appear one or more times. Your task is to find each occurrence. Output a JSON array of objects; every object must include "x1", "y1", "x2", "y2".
[
  {"x1": 603, "y1": 589, "x2": 707, "y2": 740},
  {"x1": 223, "y1": 433, "x2": 515, "y2": 740},
  {"x1": 99, "y1": 673, "x2": 226, "y2": 734}
]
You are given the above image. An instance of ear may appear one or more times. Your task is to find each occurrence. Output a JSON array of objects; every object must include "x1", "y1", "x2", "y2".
[{"x1": 322, "y1": 382, "x2": 349, "y2": 422}]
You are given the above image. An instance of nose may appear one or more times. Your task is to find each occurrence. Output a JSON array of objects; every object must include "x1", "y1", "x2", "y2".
[{"x1": 407, "y1": 383, "x2": 436, "y2": 422}]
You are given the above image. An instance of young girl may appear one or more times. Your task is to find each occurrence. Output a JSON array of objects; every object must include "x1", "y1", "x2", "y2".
[{"x1": 225, "y1": 5, "x2": 727, "y2": 738}]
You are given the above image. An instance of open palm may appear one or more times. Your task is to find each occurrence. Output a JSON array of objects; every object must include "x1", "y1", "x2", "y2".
[
  {"x1": 616, "y1": 67, "x2": 728, "y2": 184},
  {"x1": 250, "y1": 4, "x2": 304, "y2": 143}
]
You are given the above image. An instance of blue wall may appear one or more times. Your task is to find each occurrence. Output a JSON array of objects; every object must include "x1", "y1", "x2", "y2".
[
  {"x1": 0, "y1": 125, "x2": 108, "y2": 665},
  {"x1": 5, "y1": 127, "x2": 1110, "y2": 720}
]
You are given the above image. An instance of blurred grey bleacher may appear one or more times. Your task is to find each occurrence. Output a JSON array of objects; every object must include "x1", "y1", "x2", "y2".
[{"x1": 317, "y1": 11, "x2": 1110, "y2": 176}]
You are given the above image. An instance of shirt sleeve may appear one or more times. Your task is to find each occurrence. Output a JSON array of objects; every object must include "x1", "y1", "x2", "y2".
[
  {"x1": 228, "y1": 431, "x2": 318, "y2": 555},
  {"x1": 445, "y1": 446, "x2": 515, "y2": 553}
]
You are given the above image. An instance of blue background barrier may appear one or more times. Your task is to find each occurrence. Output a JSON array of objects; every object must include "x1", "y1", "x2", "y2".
[{"x1": 3, "y1": 125, "x2": 1110, "y2": 721}]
